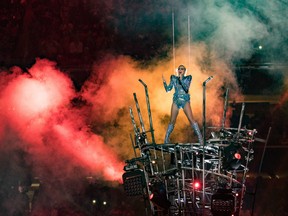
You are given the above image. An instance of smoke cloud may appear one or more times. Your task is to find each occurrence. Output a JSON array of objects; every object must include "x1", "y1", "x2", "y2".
[{"x1": 0, "y1": 59, "x2": 125, "y2": 214}]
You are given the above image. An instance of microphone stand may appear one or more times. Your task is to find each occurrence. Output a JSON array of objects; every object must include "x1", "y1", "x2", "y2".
[{"x1": 201, "y1": 75, "x2": 214, "y2": 215}]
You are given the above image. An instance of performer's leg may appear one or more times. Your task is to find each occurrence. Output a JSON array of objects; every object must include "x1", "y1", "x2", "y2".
[
  {"x1": 164, "y1": 103, "x2": 179, "y2": 143},
  {"x1": 183, "y1": 103, "x2": 203, "y2": 144},
  {"x1": 164, "y1": 123, "x2": 174, "y2": 144},
  {"x1": 191, "y1": 122, "x2": 203, "y2": 145}
]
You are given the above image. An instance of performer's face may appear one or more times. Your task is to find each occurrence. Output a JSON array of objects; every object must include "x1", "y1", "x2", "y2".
[{"x1": 178, "y1": 66, "x2": 186, "y2": 76}]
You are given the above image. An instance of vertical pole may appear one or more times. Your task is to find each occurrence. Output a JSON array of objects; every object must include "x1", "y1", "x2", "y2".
[
  {"x1": 202, "y1": 76, "x2": 214, "y2": 214},
  {"x1": 188, "y1": 15, "x2": 191, "y2": 72},
  {"x1": 139, "y1": 79, "x2": 156, "y2": 144},
  {"x1": 132, "y1": 93, "x2": 155, "y2": 215},
  {"x1": 237, "y1": 103, "x2": 246, "y2": 134},
  {"x1": 129, "y1": 107, "x2": 139, "y2": 136},
  {"x1": 202, "y1": 82, "x2": 206, "y2": 214},
  {"x1": 221, "y1": 88, "x2": 229, "y2": 129},
  {"x1": 251, "y1": 127, "x2": 271, "y2": 216},
  {"x1": 180, "y1": 147, "x2": 187, "y2": 211},
  {"x1": 172, "y1": 11, "x2": 176, "y2": 74},
  {"x1": 129, "y1": 134, "x2": 137, "y2": 157},
  {"x1": 133, "y1": 93, "x2": 155, "y2": 176},
  {"x1": 133, "y1": 93, "x2": 148, "y2": 143}
]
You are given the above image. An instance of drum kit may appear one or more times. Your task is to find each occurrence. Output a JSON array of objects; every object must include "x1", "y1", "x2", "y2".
[{"x1": 123, "y1": 80, "x2": 257, "y2": 215}]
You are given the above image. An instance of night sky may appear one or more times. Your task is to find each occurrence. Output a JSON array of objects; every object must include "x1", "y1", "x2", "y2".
[{"x1": 0, "y1": 0, "x2": 288, "y2": 215}]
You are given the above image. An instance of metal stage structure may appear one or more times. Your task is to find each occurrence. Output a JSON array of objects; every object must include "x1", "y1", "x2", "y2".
[{"x1": 122, "y1": 79, "x2": 257, "y2": 216}]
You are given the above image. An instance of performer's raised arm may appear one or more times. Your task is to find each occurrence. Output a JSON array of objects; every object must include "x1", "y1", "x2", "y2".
[{"x1": 162, "y1": 74, "x2": 173, "y2": 92}]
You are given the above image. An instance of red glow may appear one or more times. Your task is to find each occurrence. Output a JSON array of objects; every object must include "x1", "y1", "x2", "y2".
[
  {"x1": 53, "y1": 124, "x2": 124, "y2": 181},
  {"x1": 149, "y1": 193, "x2": 154, "y2": 200},
  {"x1": 0, "y1": 59, "x2": 124, "y2": 182},
  {"x1": 234, "y1": 153, "x2": 241, "y2": 160},
  {"x1": 192, "y1": 181, "x2": 201, "y2": 189}
]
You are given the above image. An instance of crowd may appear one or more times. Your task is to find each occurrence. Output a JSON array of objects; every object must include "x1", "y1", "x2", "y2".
[{"x1": 0, "y1": 0, "x2": 119, "y2": 69}]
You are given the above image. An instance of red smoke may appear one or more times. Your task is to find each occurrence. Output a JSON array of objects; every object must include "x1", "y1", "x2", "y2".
[{"x1": 0, "y1": 58, "x2": 124, "y2": 182}]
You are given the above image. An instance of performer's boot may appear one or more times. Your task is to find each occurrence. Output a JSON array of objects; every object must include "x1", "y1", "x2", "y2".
[
  {"x1": 192, "y1": 122, "x2": 203, "y2": 145},
  {"x1": 164, "y1": 123, "x2": 174, "y2": 144}
]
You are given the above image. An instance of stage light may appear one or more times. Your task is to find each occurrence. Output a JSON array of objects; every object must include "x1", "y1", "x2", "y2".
[
  {"x1": 234, "y1": 152, "x2": 241, "y2": 160},
  {"x1": 122, "y1": 169, "x2": 145, "y2": 196},
  {"x1": 124, "y1": 163, "x2": 138, "y2": 171},
  {"x1": 211, "y1": 189, "x2": 235, "y2": 216},
  {"x1": 222, "y1": 143, "x2": 244, "y2": 170},
  {"x1": 191, "y1": 180, "x2": 201, "y2": 190},
  {"x1": 149, "y1": 182, "x2": 171, "y2": 210},
  {"x1": 194, "y1": 182, "x2": 200, "y2": 189}
]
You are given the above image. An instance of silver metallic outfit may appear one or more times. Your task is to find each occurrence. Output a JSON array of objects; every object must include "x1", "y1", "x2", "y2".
[
  {"x1": 163, "y1": 74, "x2": 203, "y2": 144},
  {"x1": 163, "y1": 75, "x2": 192, "y2": 109}
]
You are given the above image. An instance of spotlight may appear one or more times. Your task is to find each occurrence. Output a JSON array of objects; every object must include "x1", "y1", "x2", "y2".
[
  {"x1": 222, "y1": 143, "x2": 244, "y2": 170},
  {"x1": 211, "y1": 189, "x2": 235, "y2": 216},
  {"x1": 149, "y1": 182, "x2": 171, "y2": 210},
  {"x1": 247, "y1": 130, "x2": 253, "y2": 136},
  {"x1": 191, "y1": 180, "x2": 201, "y2": 190},
  {"x1": 122, "y1": 169, "x2": 145, "y2": 196},
  {"x1": 234, "y1": 153, "x2": 241, "y2": 160}
]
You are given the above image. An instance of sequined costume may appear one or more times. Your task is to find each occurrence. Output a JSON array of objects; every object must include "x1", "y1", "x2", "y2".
[
  {"x1": 163, "y1": 74, "x2": 203, "y2": 144},
  {"x1": 163, "y1": 75, "x2": 192, "y2": 109}
]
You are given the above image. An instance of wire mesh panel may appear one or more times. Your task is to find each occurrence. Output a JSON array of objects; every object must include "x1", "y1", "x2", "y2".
[{"x1": 123, "y1": 170, "x2": 146, "y2": 197}]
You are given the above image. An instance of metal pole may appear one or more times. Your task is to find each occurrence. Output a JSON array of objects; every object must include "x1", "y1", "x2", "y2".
[
  {"x1": 132, "y1": 93, "x2": 155, "y2": 215},
  {"x1": 139, "y1": 79, "x2": 156, "y2": 144},
  {"x1": 237, "y1": 103, "x2": 245, "y2": 134},
  {"x1": 172, "y1": 11, "x2": 176, "y2": 74},
  {"x1": 201, "y1": 75, "x2": 214, "y2": 214},
  {"x1": 202, "y1": 82, "x2": 206, "y2": 215},
  {"x1": 133, "y1": 93, "x2": 148, "y2": 144},
  {"x1": 188, "y1": 15, "x2": 191, "y2": 72},
  {"x1": 129, "y1": 107, "x2": 139, "y2": 136},
  {"x1": 221, "y1": 88, "x2": 229, "y2": 128},
  {"x1": 251, "y1": 127, "x2": 271, "y2": 216},
  {"x1": 129, "y1": 133, "x2": 137, "y2": 157}
]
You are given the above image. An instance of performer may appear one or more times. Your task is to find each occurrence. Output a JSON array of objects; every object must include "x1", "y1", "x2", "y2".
[{"x1": 162, "y1": 64, "x2": 203, "y2": 144}]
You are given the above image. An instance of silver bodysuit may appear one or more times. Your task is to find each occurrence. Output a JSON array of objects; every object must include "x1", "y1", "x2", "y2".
[{"x1": 163, "y1": 75, "x2": 192, "y2": 109}]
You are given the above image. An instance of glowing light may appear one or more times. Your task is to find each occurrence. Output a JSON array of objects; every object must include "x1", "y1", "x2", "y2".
[
  {"x1": 234, "y1": 153, "x2": 241, "y2": 160},
  {"x1": 192, "y1": 181, "x2": 201, "y2": 190},
  {"x1": 194, "y1": 182, "x2": 200, "y2": 189},
  {"x1": 103, "y1": 201, "x2": 107, "y2": 205},
  {"x1": 92, "y1": 199, "x2": 96, "y2": 204}
]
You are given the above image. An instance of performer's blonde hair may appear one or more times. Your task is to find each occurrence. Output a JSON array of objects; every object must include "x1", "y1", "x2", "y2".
[{"x1": 175, "y1": 64, "x2": 187, "y2": 75}]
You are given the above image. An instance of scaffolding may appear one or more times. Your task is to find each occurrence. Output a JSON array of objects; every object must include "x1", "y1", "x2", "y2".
[{"x1": 122, "y1": 79, "x2": 257, "y2": 216}]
